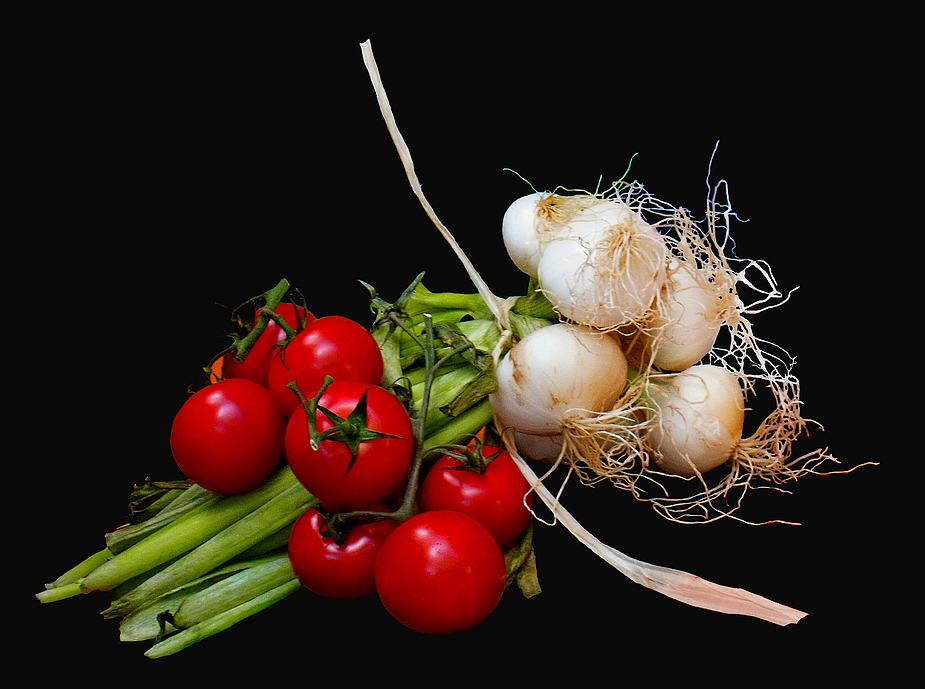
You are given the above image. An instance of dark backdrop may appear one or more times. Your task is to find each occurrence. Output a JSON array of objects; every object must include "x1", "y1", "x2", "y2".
[{"x1": 15, "y1": 16, "x2": 894, "y2": 683}]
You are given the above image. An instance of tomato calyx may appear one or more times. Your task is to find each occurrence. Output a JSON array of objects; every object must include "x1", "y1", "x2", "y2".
[
  {"x1": 312, "y1": 504, "x2": 390, "y2": 547},
  {"x1": 289, "y1": 375, "x2": 403, "y2": 475},
  {"x1": 427, "y1": 436, "x2": 502, "y2": 476},
  {"x1": 312, "y1": 504, "x2": 356, "y2": 546}
]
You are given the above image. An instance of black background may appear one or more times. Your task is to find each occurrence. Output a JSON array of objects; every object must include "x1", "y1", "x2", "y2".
[{"x1": 14, "y1": 12, "x2": 900, "y2": 683}]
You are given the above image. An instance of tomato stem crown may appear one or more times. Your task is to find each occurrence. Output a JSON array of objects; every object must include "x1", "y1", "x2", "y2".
[
  {"x1": 207, "y1": 278, "x2": 311, "y2": 380},
  {"x1": 288, "y1": 376, "x2": 404, "y2": 476},
  {"x1": 425, "y1": 436, "x2": 503, "y2": 476}
]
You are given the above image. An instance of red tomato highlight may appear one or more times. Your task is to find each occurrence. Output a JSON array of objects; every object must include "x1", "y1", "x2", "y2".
[
  {"x1": 267, "y1": 315, "x2": 384, "y2": 417},
  {"x1": 374, "y1": 510, "x2": 506, "y2": 634},
  {"x1": 170, "y1": 378, "x2": 285, "y2": 495},
  {"x1": 421, "y1": 446, "x2": 533, "y2": 547},
  {"x1": 285, "y1": 381, "x2": 414, "y2": 507},
  {"x1": 288, "y1": 504, "x2": 398, "y2": 599}
]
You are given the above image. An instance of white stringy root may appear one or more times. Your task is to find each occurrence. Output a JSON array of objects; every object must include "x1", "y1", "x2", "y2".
[{"x1": 540, "y1": 173, "x2": 856, "y2": 525}]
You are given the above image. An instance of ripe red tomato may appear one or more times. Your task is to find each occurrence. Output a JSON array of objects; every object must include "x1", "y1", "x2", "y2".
[
  {"x1": 287, "y1": 503, "x2": 398, "y2": 599},
  {"x1": 420, "y1": 446, "x2": 533, "y2": 547},
  {"x1": 285, "y1": 381, "x2": 414, "y2": 507},
  {"x1": 223, "y1": 303, "x2": 313, "y2": 388},
  {"x1": 170, "y1": 378, "x2": 286, "y2": 494},
  {"x1": 267, "y1": 315, "x2": 384, "y2": 417},
  {"x1": 374, "y1": 510, "x2": 506, "y2": 634}
]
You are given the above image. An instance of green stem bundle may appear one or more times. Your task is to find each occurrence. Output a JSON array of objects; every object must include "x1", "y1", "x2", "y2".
[
  {"x1": 169, "y1": 553, "x2": 297, "y2": 630},
  {"x1": 144, "y1": 579, "x2": 302, "y2": 659},
  {"x1": 102, "y1": 479, "x2": 317, "y2": 618}
]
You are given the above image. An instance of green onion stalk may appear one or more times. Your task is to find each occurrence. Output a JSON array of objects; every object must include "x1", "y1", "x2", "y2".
[{"x1": 34, "y1": 275, "x2": 555, "y2": 657}]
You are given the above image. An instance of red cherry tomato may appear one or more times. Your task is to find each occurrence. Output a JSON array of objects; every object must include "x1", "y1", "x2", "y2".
[
  {"x1": 285, "y1": 381, "x2": 414, "y2": 507},
  {"x1": 374, "y1": 510, "x2": 507, "y2": 634},
  {"x1": 223, "y1": 303, "x2": 313, "y2": 388},
  {"x1": 288, "y1": 503, "x2": 398, "y2": 599},
  {"x1": 170, "y1": 378, "x2": 285, "y2": 494},
  {"x1": 421, "y1": 446, "x2": 533, "y2": 547},
  {"x1": 267, "y1": 315, "x2": 384, "y2": 417}
]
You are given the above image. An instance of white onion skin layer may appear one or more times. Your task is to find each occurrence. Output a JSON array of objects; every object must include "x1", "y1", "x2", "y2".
[
  {"x1": 490, "y1": 323, "x2": 628, "y2": 437},
  {"x1": 537, "y1": 200, "x2": 667, "y2": 329},
  {"x1": 646, "y1": 364, "x2": 745, "y2": 477}
]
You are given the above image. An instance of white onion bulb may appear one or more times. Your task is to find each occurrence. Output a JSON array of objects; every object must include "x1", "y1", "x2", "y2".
[
  {"x1": 501, "y1": 192, "x2": 547, "y2": 278},
  {"x1": 537, "y1": 199, "x2": 667, "y2": 329},
  {"x1": 646, "y1": 364, "x2": 745, "y2": 477},
  {"x1": 490, "y1": 323, "x2": 628, "y2": 437},
  {"x1": 649, "y1": 260, "x2": 726, "y2": 371}
]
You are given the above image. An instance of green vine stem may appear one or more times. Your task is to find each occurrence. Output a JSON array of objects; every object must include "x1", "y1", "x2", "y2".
[
  {"x1": 210, "y1": 278, "x2": 309, "y2": 374},
  {"x1": 320, "y1": 308, "x2": 495, "y2": 530}
]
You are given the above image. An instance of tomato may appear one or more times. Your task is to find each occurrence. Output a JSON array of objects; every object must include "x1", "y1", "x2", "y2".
[
  {"x1": 287, "y1": 503, "x2": 398, "y2": 599},
  {"x1": 374, "y1": 510, "x2": 506, "y2": 634},
  {"x1": 170, "y1": 378, "x2": 286, "y2": 494},
  {"x1": 420, "y1": 446, "x2": 533, "y2": 547},
  {"x1": 285, "y1": 381, "x2": 414, "y2": 507},
  {"x1": 223, "y1": 303, "x2": 313, "y2": 388},
  {"x1": 267, "y1": 315, "x2": 384, "y2": 417}
]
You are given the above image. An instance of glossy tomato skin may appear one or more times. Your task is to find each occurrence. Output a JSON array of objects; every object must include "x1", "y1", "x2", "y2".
[
  {"x1": 420, "y1": 446, "x2": 533, "y2": 547},
  {"x1": 288, "y1": 504, "x2": 398, "y2": 599},
  {"x1": 374, "y1": 510, "x2": 507, "y2": 634},
  {"x1": 223, "y1": 303, "x2": 313, "y2": 389},
  {"x1": 285, "y1": 381, "x2": 414, "y2": 507},
  {"x1": 170, "y1": 378, "x2": 286, "y2": 494},
  {"x1": 267, "y1": 315, "x2": 384, "y2": 417}
]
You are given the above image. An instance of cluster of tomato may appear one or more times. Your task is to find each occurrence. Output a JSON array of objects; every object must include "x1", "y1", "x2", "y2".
[{"x1": 167, "y1": 300, "x2": 534, "y2": 634}]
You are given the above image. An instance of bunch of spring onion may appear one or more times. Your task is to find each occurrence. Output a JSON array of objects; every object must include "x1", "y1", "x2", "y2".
[
  {"x1": 34, "y1": 276, "x2": 540, "y2": 657},
  {"x1": 360, "y1": 38, "x2": 865, "y2": 625},
  {"x1": 494, "y1": 179, "x2": 838, "y2": 525}
]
